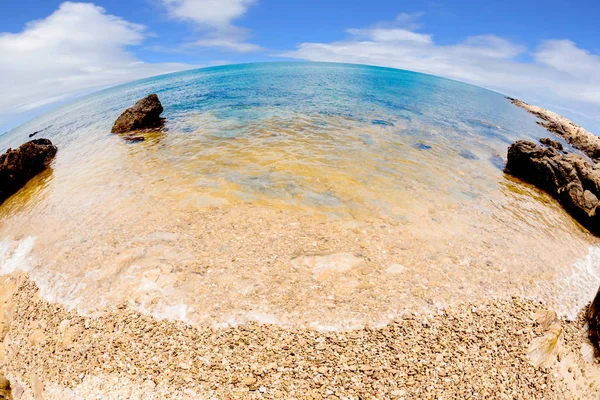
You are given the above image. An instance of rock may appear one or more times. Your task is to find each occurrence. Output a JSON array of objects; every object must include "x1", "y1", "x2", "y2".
[
  {"x1": 30, "y1": 373, "x2": 43, "y2": 400},
  {"x1": 0, "y1": 139, "x2": 57, "y2": 205},
  {"x1": 385, "y1": 263, "x2": 406, "y2": 274},
  {"x1": 459, "y1": 149, "x2": 478, "y2": 160},
  {"x1": 291, "y1": 253, "x2": 363, "y2": 281},
  {"x1": 506, "y1": 140, "x2": 600, "y2": 235},
  {"x1": 242, "y1": 377, "x2": 257, "y2": 386},
  {"x1": 28, "y1": 329, "x2": 46, "y2": 346},
  {"x1": 413, "y1": 142, "x2": 432, "y2": 150},
  {"x1": 587, "y1": 287, "x2": 600, "y2": 354},
  {"x1": 528, "y1": 309, "x2": 562, "y2": 367},
  {"x1": 508, "y1": 97, "x2": 600, "y2": 161},
  {"x1": 123, "y1": 136, "x2": 145, "y2": 143},
  {"x1": 0, "y1": 375, "x2": 13, "y2": 400},
  {"x1": 111, "y1": 94, "x2": 164, "y2": 134},
  {"x1": 540, "y1": 138, "x2": 564, "y2": 152}
]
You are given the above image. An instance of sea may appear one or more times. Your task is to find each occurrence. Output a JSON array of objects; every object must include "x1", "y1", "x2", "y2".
[{"x1": 1, "y1": 62, "x2": 598, "y2": 330}]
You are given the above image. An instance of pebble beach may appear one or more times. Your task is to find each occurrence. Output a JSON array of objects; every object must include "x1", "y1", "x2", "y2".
[
  {"x1": 2, "y1": 64, "x2": 600, "y2": 399},
  {"x1": 1, "y1": 273, "x2": 600, "y2": 399}
]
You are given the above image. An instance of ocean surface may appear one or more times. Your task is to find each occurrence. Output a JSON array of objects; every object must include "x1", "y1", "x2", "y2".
[{"x1": 1, "y1": 62, "x2": 599, "y2": 329}]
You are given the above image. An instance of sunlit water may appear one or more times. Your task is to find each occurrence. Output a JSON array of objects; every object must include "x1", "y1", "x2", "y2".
[{"x1": 1, "y1": 62, "x2": 599, "y2": 329}]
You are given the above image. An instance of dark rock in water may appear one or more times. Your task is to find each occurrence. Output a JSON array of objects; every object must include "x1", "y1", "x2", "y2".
[
  {"x1": 540, "y1": 137, "x2": 564, "y2": 152},
  {"x1": 0, "y1": 374, "x2": 13, "y2": 400},
  {"x1": 371, "y1": 119, "x2": 394, "y2": 127},
  {"x1": 489, "y1": 154, "x2": 506, "y2": 170},
  {"x1": 465, "y1": 119, "x2": 500, "y2": 130},
  {"x1": 413, "y1": 142, "x2": 432, "y2": 150},
  {"x1": 459, "y1": 149, "x2": 478, "y2": 160},
  {"x1": 588, "y1": 287, "x2": 600, "y2": 355},
  {"x1": 0, "y1": 139, "x2": 57, "y2": 205},
  {"x1": 506, "y1": 140, "x2": 600, "y2": 235},
  {"x1": 111, "y1": 94, "x2": 164, "y2": 134},
  {"x1": 124, "y1": 136, "x2": 145, "y2": 143}
]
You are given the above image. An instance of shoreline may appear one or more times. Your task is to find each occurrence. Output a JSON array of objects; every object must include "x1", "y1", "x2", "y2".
[
  {"x1": 507, "y1": 97, "x2": 600, "y2": 161},
  {"x1": 1, "y1": 273, "x2": 600, "y2": 399},
  {"x1": 1, "y1": 95, "x2": 600, "y2": 398}
]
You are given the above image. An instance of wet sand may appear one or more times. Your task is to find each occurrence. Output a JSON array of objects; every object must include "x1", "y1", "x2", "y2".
[{"x1": 1, "y1": 273, "x2": 599, "y2": 400}]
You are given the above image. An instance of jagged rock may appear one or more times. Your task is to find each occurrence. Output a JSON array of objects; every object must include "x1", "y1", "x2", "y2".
[
  {"x1": 540, "y1": 138, "x2": 563, "y2": 152},
  {"x1": 588, "y1": 287, "x2": 600, "y2": 355},
  {"x1": 506, "y1": 140, "x2": 600, "y2": 235},
  {"x1": 0, "y1": 375, "x2": 12, "y2": 400},
  {"x1": 111, "y1": 94, "x2": 164, "y2": 134},
  {"x1": 508, "y1": 97, "x2": 600, "y2": 161},
  {"x1": 0, "y1": 139, "x2": 57, "y2": 205}
]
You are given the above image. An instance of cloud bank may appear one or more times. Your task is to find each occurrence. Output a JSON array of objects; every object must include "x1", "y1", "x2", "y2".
[
  {"x1": 162, "y1": 0, "x2": 262, "y2": 52},
  {"x1": 0, "y1": 2, "x2": 193, "y2": 129},
  {"x1": 281, "y1": 13, "x2": 600, "y2": 130}
]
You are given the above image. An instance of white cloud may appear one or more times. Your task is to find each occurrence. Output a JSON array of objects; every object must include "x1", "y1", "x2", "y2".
[
  {"x1": 163, "y1": 0, "x2": 256, "y2": 28},
  {"x1": 0, "y1": 2, "x2": 193, "y2": 126},
  {"x1": 162, "y1": 0, "x2": 262, "y2": 53},
  {"x1": 347, "y1": 28, "x2": 432, "y2": 44},
  {"x1": 194, "y1": 35, "x2": 263, "y2": 53},
  {"x1": 535, "y1": 39, "x2": 600, "y2": 76},
  {"x1": 281, "y1": 13, "x2": 600, "y2": 131}
]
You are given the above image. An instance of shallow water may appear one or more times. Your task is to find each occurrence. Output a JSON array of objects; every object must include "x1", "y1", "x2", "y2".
[{"x1": 1, "y1": 62, "x2": 599, "y2": 329}]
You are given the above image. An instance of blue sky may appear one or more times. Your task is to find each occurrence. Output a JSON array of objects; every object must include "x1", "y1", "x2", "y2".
[{"x1": 1, "y1": 0, "x2": 599, "y2": 132}]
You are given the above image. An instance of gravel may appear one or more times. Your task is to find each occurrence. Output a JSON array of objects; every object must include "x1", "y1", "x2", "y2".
[{"x1": 2, "y1": 274, "x2": 599, "y2": 399}]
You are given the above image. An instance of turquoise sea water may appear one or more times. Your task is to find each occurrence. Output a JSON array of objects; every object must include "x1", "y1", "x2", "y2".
[
  {"x1": 3, "y1": 62, "x2": 547, "y2": 155},
  {"x1": 1, "y1": 62, "x2": 599, "y2": 328}
]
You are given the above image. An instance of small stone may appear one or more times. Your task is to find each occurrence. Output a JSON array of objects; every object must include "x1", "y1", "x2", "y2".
[{"x1": 242, "y1": 377, "x2": 257, "y2": 386}]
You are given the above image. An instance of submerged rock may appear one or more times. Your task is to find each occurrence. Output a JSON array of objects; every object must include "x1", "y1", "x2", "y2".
[
  {"x1": 111, "y1": 94, "x2": 164, "y2": 134},
  {"x1": 588, "y1": 287, "x2": 600, "y2": 355},
  {"x1": 413, "y1": 142, "x2": 432, "y2": 151},
  {"x1": 459, "y1": 149, "x2": 478, "y2": 160},
  {"x1": 291, "y1": 252, "x2": 363, "y2": 282},
  {"x1": 0, "y1": 139, "x2": 57, "y2": 205},
  {"x1": 506, "y1": 140, "x2": 600, "y2": 235}
]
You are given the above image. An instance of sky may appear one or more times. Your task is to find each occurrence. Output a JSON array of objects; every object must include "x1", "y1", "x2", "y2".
[{"x1": 1, "y1": 0, "x2": 599, "y2": 133}]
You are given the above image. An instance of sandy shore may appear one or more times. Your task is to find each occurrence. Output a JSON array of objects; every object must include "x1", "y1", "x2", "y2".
[{"x1": 1, "y1": 273, "x2": 599, "y2": 399}]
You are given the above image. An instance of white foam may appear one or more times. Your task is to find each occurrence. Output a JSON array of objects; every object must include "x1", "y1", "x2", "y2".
[
  {"x1": 554, "y1": 246, "x2": 600, "y2": 319},
  {"x1": 153, "y1": 302, "x2": 189, "y2": 322},
  {"x1": 0, "y1": 236, "x2": 36, "y2": 275}
]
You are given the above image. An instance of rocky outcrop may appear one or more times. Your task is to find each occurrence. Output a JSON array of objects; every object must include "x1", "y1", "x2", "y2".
[
  {"x1": 588, "y1": 287, "x2": 600, "y2": 355},
  {"x1": 0, "y1": 375, "x2": 12, "y2": 400},
  {"x1": 508, "y1": 97, "x2": 600, "y2": 161},
  {"x1": 0, "y1": 139, "x2": 57, "y2": 205},
  {"x1": 111, "y1": 94, "x2": 164, "y2": 134},
  {"x1": 539, "y1": 138, "x2": 563, "y2": 152},
  {"x1": 505, "y1": 140, "x2": 600, "y2": 235}
]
